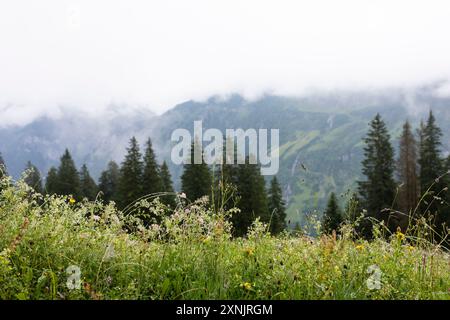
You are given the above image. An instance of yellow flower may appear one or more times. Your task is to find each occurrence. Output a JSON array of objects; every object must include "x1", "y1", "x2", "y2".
[
  {"x1": 406, "y1": 245, "x2": 415, "y2": 251},
  {"x1": 244, "y1": 248, "x2": 254, "y2": 256},
  {"x1": 240, "y1": 282, "x2": 252, "y2": 290},
  {"x1": 355, "y1": 244, "x2": 364, "y2": 251},
  {"x1": 69, "y1": 197, "x2": 76, "y2": 204},
  {"x1": 202, "y1": 236, "x2": 210, "y2": 244},
  {"x1": 396, "y1": 231, "x2": 405, "y2": 241}
]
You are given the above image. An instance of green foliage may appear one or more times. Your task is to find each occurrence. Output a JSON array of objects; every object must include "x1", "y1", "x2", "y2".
[
  {"x1": 142, "y1": 138, "x2": 163, "y2": 196},
  {"x1": 232, "y1": 159, "x2": 270, "y2": 237},
  {"x1": 322, "y1": 193, "x2": 343, "y2": 235},
  {"x1": 98, "y1": 161, "x2": 120, "y2": 203},
  {"x1": 268, "y1": 176, "x2": 287, "y2": 235},
  {"x1": 0, "y1": 179, "x2": 448, "y2": 300},
  {"x1": 160, "y1": 161, "x2": 176, "y2": 208},
  {"x1": 358, "y1": 114, "x2": 396, "y2": 235},
  {"x1": 55, "y1": 149, "x2": 81, "y2": 199},
  {"x1": 79, "y1": 164, "x2": 99, "y2": 201},
  {"x1": 23, "y1": 162, "x2": 43, "y2": 195},
  {"x1": 180, "y1": 142, "x2": 212, "y2": 202},
  {"x1": 117, "y1": 137, "x2": 144, "y2": 209},
  {"x1": 45, "y1": 167, "x2": 58, "y2": 195},
  {"x1": 418, "y1": 111, "x2": 448, "y2": 224}
]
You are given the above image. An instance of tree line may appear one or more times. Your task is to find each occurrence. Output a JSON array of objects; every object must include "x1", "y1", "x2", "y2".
[
  {"x1": 322, "y1": 111, "x2": 450, "y2": 242},
  {"x1": 0, "y1": 137, "x2": 287, "y2": 237}
]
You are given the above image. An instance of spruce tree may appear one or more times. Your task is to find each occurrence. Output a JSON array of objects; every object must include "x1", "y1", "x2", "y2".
[
  {"x1": 160, "y1": 161, "x2": 176, "y2": 208},
  {"x1": 180, "y1": 141, "x2": 212, "y2": 202},
  {"x1": 98, "y1": 161, "x2": 120, "y2": 203},
  {"x1": 418, "y1": 110, "x2": 447, "y2": 221},
  {"x1": 142, "y1": 138, "x2": 163, "y2": 195},
  {"x1": 396, "y1": 120, "x2": 419, "y2": 231},
  {"x1": 79, "y1": 164, "x2": 98, "y2": 200},
  {"x1": 322, "y1": 192, "x2": 343, "y2": 235},
  {"x1": 358, "y1": 114, "x2": 396, "y2": 234},
  {"x1": 117, "y1": 137, "x2": 144, "y2": 209},
  {"x1": 23, "y1": 161, "x2": 43, "y2": 194},
  {"x1": 232, "y1": 158, "x2": 270, "y2": 237},
  {"x1": 56, "y1": 149, "x2": 81, "y2": 199},
  {"x1": 268, "y1": 176, "x2": 287, "y2": 234},
  {"x1": 45, "y1": 167, "x2": 58, "y2": 195}
]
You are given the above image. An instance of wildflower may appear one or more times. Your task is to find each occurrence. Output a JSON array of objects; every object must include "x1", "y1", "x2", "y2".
[
  {"x1": 244, "y1": 248, "x2": 254, "y2": 256},
  {"x1": 69, "y1": 197, "x2": 76, "y2": 204},
  {"x1": 240, "y1": 282, "x2": 252, "y2": 290},
  {"x1": 396, "y1": 231, "x2": 405, "y2": 241},
  {"x1": 355, "y1": 244, "x2": 364, "y2": 251},
  {"x1": 202, "y1": 236, "x2": 210, "y2": 244},
  {"x1": 406, "y1": 245, "x2": 415, "y2": 251},
  {"x1": 334, "y1": 265, "x2": 342, "y2": 275},
  {"x1": 179, "y1": 193, "x2": 186, "y2": 199},
  {"x1": 92, "y1": 215, "x2": 100, "y2": 222}
]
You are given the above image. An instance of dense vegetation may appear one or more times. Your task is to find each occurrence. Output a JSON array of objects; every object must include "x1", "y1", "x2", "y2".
[
  {"x1": 0, "y1": 179, "x2": 448, "y2": 300},
  {"x1": 1, "y1": 110, "x2": 450, "y2": 300}
]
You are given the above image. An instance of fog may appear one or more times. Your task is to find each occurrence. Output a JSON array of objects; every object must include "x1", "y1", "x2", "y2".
[{"x1": 1, "y1": 0, "x2": 450, "y2": 126}]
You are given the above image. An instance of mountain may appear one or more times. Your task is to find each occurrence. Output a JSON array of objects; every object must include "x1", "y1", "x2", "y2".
[{"x1": 1, "y1": 87, "x2": 450, "y2": 226}]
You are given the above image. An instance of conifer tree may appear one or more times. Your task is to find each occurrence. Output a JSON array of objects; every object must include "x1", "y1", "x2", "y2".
[
  {"x1": 322, "y1": 192, "x2": 343, "y2": 235},
  {"x1": 117, "y1": 137, "x2": 144, "y2": 209},
  {"x1": 268, "y1": 176, "x2": 287, "y2": 234},
  {"x1": 45, "y1": 167, "x2": 58, "y2": 195},
  {"x1": 180, "y1": 141, "x2": 212, "y2": 202},
  {"x1": 23, "y1": 161, "x2": 43, "y2": 194},
  {"x1": 142, "y1": 138, "x2": 163, "y2": 195},
  {"x1": 160, "y1": 161, "x2": 176, "y2": 208},
  {"x1": 418, "y1": 110, "x2": 447, "y2": 221},
  {"x1": 98, "y1": 161, "x2": 120, "y2": 203},
  {"x1": 396, "y1": 121, "x2": 419, "y2": 225},
  {"x1": 56, "y1": 149, "x2": 81, "y2": 199},
  {"x1": 79, "y1": 164, "x2": 98, "y2": 200},
  {"x1": 358, "y1": 114, "x2": 396, "y2": 233},
  {"x1": 232, "y1": 157, "x2": 270, "y2": 237}
]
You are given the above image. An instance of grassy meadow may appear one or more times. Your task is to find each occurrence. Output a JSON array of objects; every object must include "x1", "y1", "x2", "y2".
[{"x1": 0, "y1": 176, "x2": 449, "y2": 300}]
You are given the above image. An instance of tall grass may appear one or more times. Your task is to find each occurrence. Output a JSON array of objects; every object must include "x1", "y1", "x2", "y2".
[{"x1": 0, "y1": 175, "x2": 449, "y2": 300}]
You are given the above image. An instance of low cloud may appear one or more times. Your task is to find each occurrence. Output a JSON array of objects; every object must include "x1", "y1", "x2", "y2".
[{"x1": 1, "y1": 0, "x2": 450, "y2": 126}]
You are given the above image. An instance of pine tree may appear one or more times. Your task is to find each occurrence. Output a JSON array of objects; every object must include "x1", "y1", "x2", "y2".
[
  {"x1": 98, "y1": 161, "x2": 120, "y2": 203},
  {"x1": 160, "y1": 161, "x2": 176, "y2": 208},
  {"x1": 45, "y1": 167, "x2": 58, "y2": 195},
  {"x1": 396, "y1": 121, "x2": 419, "y2": 228},
  {"x1": 418, "y1": 110, "x2": 447, "y2": 222},
  {"x1": 142, "y1": 138, "x2": 163, "y2": 195},
  {"x1": 23, "y1": 161, "x2": 43, "y2": 194},
  {"x1": 268, "y1": 176, "x2": 287, "y2": 234},
  {"x1": 358, "y1": 114, "x2": 396, "y2": 234},
  {"x1": 322, "y1": 192, "x2": 343, "y2": 235},
  {"x1": 79, "y1": 164, "x2": 98, "y2": 200},
  {"x1": 117, "y1": 137, "x2": 144, "y2": 209},
  {"x1": 232, "y1": 158, "x2": 270, "y2": 237},
  {"x1": 180, "y1": 141, "x2": 212, "y2": 202},
  {"x1": 56, "y1": 149, "x2": 81, "y2": 198}
]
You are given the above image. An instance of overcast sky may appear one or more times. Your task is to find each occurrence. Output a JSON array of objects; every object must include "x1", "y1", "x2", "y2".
[{"x1": 1, "y1": 0, "x2": 450, "y2": 125}]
